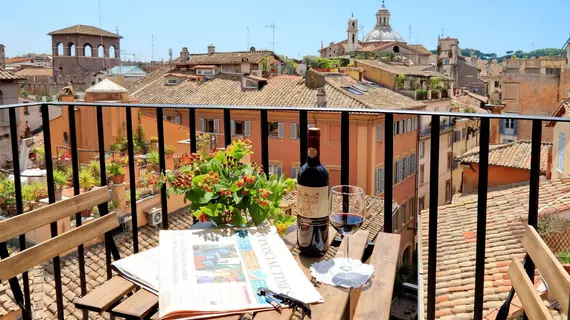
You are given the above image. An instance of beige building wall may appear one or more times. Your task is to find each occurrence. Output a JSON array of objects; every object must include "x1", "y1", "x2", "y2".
[
  {"x1": 552, "y1": 115, "x2": 570, "y2": 178},
  {"x1": 417, "y1": 129, "x2": 454, "y2": 209},
  {"x1": 451, "y1": 118, "x2": 480, "y2": 194}
]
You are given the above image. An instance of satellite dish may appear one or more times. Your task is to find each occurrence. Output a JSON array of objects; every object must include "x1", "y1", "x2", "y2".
[{"x1": 250, "y1": 47, "x2": 256, "y2": 52}]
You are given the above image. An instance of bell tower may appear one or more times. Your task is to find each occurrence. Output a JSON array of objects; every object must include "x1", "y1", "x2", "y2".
[
  {"x1": 347, "y1": 13, "x2": 359, "y2": 52},
  {"x1": 376, "y1": 0, "x2": 391, "y2": 28}
]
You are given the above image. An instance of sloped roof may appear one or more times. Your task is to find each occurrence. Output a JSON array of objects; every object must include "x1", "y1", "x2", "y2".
[
  {"x1": 85, "y1": 78, "x2": 127, "y2": 93},
  {"x1": 0, "y1": 69, "x2": 25, "y2": 81},
  {"x1": 547, "y1": 99, "x2": 570, "y2": 127},
  {"x1": 48, "y1": 25, "x2": 121, "y2": 38},
  {"x1": 477, "y1": 60, "x2": 502, "y2": 78},
  {"x1": 421, "y1": 178, "x2": 570, "y2": 319},
  {"x1": 5, "y1": 57, "x2": 31, "y2": 64},
  {"x1": 107, "y1": 66, "x2": 147, "y2": 77},
  {"x1": 178, "y1": 50, "x2": 279, "y2": 65},
  {"x1": 408, "y1": 44, "x2": 432, "y2": 55},
  {"x1": 356, "y1": 59, "x2": 453, "y2": 79},
  {"x1": 458, "y1": 140, "x2": 552, "y2": 173},
  {"x1": 14, "y1": 68, "x2": 53, "y2": 77},
  {"x1": 129, "y1": 71, "x2": 424, "y2": 110}
]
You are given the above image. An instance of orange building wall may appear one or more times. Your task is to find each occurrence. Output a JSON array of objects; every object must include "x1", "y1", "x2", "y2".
[
  {"x1": 461, "y1": 164, "x2": 532, "y2": 194},
  {"x1": 355, "y1": 60, "x2": 397, "y2": 89}
]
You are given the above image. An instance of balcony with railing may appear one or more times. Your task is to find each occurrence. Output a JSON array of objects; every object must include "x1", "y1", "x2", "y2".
[{"x1": 0, "y1": 101, "x2": 569, "y2": 320}]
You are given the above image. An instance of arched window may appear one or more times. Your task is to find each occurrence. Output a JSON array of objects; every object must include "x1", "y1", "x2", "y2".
[
  {"x1": 68, "y1": 43, "x2": 75, "y2": 56},
  {"x1": 97, "y1": 45, "x2": 105, "y2": 57},
  {"x1": 352, "y1": 34, "x2": 355, "y2": 44},
  {"x1": 352, "y1": 22, "x2": 355, "y2": 28},
  {"x1": 108, "y1": 45, "x2": 116, "y2": 58},
  {"x1": 402, "y1": 246, "x2": 411, "y2": 264},
  {"x1": 56, "y1": 43, "x2": 64, "y2": 56},
  {"x1": 84, "y1": 44, "x2": 92, "y2": 57}
]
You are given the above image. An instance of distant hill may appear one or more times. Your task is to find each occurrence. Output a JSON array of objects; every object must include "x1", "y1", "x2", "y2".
[{"x1": 428, "y1": 48, "x2": 566, "y2": 62}]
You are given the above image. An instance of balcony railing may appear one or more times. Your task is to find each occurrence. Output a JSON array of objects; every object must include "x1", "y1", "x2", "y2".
[{"x1": 0, "y1": 101, "x2": 568, "y2": 320}]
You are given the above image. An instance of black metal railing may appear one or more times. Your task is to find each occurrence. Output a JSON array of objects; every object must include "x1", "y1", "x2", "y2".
[{"x1": 0, "y1": 101, "x2": 567, "y2": 320}]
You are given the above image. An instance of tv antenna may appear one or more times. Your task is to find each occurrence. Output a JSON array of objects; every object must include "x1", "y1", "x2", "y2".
[
  {"x1": 409, "y1": 25, "x2": 420, "y2": 43},
  {"x1": 266, "y1": 23, "x2": 276, "y2": 52},
  {"x1": 151, "y1": 35, "x2": 155, "y2": 62},
  {"x1": 358, "y1": 24, "x2": 365, "y2": 41},
  {"x1": 247, "y1": 27, "x2": 250, "y2": 51}
]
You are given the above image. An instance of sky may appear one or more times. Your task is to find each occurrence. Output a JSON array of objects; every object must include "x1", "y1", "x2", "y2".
[{"x1": 1, "y1": 0, "x2": 569, "y2": 61}]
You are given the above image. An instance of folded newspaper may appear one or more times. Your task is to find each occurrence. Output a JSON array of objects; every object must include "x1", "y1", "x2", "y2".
[{"x1": 112, "y1": 226, "x2": 322, "y2": 319}]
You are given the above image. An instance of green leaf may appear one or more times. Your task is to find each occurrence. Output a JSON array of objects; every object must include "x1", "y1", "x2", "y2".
[
  {"x1": 249, "y1": 204, "x2": 268, "y2": 226},
  {"x1": 231, "y1": 212, "x2": 247, "y2": 226},
  {"x1": 232, "y1": 192, "x2": 243, "y2": 205}
]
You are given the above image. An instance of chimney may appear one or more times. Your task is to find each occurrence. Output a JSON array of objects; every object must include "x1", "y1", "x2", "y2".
[
  {"x1": 208, "y1": 44, "x2": 215, "y2": 55},
  {"x1": 0, "y1": 44, "x2": 4, "y2": 70},
  {"x1": 317, "y1": 88, "x2": 326, "y2": 107},
  {"x1": 180, "y1": 47, "x2": 190, "y2": 62},
  {"x1": 305, "y1": 69, "x2": 326, "y2": 89},
  {"x1": 546, "y1": 145, "x2": 553, "y2": 180}
]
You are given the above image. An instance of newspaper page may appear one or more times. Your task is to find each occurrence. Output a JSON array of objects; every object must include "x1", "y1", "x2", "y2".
[
  {"x1": 159, "y1": 227, "x2": 322, "y2": 319},
  {"x1": 111, "y1": 247, "x2": 160, "y2": 294}
]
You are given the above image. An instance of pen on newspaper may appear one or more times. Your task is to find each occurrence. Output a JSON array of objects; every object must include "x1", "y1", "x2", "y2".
[{"x1": 257, "y1": 287, "x2": 312, "y2": 318}]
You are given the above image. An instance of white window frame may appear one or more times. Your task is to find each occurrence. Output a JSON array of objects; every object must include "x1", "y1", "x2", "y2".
[
  {"x1": 291, "y1": 167, "x2": 299, "y2": 179},
  {"x1": 419, "y1": 141, "x2": 425, "y2": 159},
  {"x1": 268, "y1": 122, "x2": 285, "y2": 138},
  {"x1": 269, "y1": 164, "x2": 283, "y2": 177},
  {"x1": 558, "y1": 133, "x2": 565, "y2": 172},
  {"x1": 505, "y1": 119, "x2": 516, "y2": 129},
  {"x1": 376, "y1": 125, "x2": 383, "y2": 142},
  {"x1": 290, "y1": 123, "x2": 298, "y2": 139},
  {"x1": 199, "y1": 118, "x2": 219, "y2": 134}
]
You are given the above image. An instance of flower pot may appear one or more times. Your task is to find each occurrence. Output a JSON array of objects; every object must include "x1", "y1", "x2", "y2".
[
  {"x1": 110, "y1": 174, "x2": 125, "y2": 184},
  {"x1": 55, "y1": 189, "x2": 63, "y2": 201},
  {"x1": 81, "y1": 209, "x2": 91, "y2": 218}
]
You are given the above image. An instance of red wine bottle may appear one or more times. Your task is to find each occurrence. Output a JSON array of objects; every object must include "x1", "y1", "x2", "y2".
[{"x1": 297, "y1": 128, "x2": 329, "y2": 257}]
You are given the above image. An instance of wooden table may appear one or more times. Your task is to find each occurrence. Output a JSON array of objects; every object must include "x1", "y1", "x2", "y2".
[{"x1": 75, "y1": 224, "x2": 400, "y2": 320}]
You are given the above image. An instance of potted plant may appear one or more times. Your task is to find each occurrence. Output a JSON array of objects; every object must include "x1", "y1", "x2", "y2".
[
  {"x1": 22, "y1": 184, "x2": 36, "y2": 212},
  {"x1": 53, "y1": 169, "x2": 70, "y2": 201},
  {"x1": 79, "y1": 167, "x2": 97, "y2": 219},
  {"x1": 559, "y1": 252, "x2": 570, "y2": 274},
  {"x1": 147, "y1": 150, "x2": 160, "y2": 173},
  {"x1": 165, "y1": 145, "x2": 175, "y2": 159},
  {"x1": 0, "y1": 178, "x2": 16, "y2": 215},
  {"x1": 107, "y1": 162, "x2": 126, "y2": 184},
  {"x1": 158, "y1": 139, "x2": 296, "y2": 235}
]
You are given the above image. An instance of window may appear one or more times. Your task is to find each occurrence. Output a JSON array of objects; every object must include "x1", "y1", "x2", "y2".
[
  {"x1": 558, "y1": 133, "x2": 565, "y2": 172},
  {"x1": 419, "y1": 141, "x2": 425, "y2": 159},
  {"x1": 166, "y1": 79, "x2": 177, "y2": 85},
  {"x1": 409, "y1": 196, "x2": 415, "y2": 220},
  {"x1": 230, "y1": 120, "x2": 247, "y2": 136},
  {"x1": 505, "y1": 119, "x2": 515, "y2": 129},
  {"x1": 546, "y1": 68, "x2": 561, "y2": 76},
  {"x1": 447, "y1": 152, "x2": 453, "y2": 171},
  {"x1": 419, "y1": 197, "x2": 425, "y2": 211},
  {"x1": 392, "y1": 209, "x2": 399, "y2": 233},
  {"x1": 268, "y1": 122, "x2": 284, "y2": 138},
  {"x1": 525, "y1": 68, "x2": 540, "y2": 74},
  {"x1": 420, "y1": 165, "x2": 424, "y2": 184},
  {"x1": 401, "y1": 202, "x2": 407, "y2": 226},
  {"x1": 23, "y1": 106, "x2": 29, "y2": 115},
  {"x1": 375, "y1": 168, "x2": 385, "y2": 194},
  {"x1": 495, "y1": 81, "x2": 500, "y2": 88},
  {"x1": 407, "y1": 119, "x2": 412, "y2": 132},
  {"x1": 445, "y1": 180, "x2": 452, "y2": 203},
  {"x1": 454, "y1": 130, "x2": 461, "y2": 142},
  {"x1": 411, "y1": 153, "x2": 416, "y2": 174},
  {"x1": 290, "y1": 167, "x2": 299, "y2": 179},
  {"x1": 376, "y1": 125, "x2": 383, "y2": 142},
  {"x1": 290, "y1": 123, "x2": 315, "y2": 140},
  {"x1": 462, "y1": 128, "x2": 467, "y2": 139},
  {"x1": 448, "y1": 133, "x2": 452, "y2": 147},
  {"x1": 444, "y1": 59, "x2": 450, "y2": 65},
  {"x1": 506, "y1": 68, "x2": 520, "y2": 74},
  {"x1": 199, "y1": 118, "x2": 219, "y2": 134},
  {"x1": 269, "y1": 164, "x2": 282, "y2": 177},
  {"x1": 404, "y1": 156, "x2": 410, "y2": 177}
]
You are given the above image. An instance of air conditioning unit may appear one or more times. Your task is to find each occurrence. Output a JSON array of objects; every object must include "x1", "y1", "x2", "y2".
[
  {"x1": 120, "y1": 215, "x2": 132, "y2": 232},
  {"x1": 145, "y1": 207, "x2": 162, "y2": 227},
  {"x1": 251, "y1": 70, "x2": 262, "y2": 77}
]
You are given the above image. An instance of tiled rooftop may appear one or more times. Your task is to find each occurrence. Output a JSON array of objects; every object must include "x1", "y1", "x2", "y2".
[
  {"x1": 0, "y1": 69, "x2": 25, "y2": 81},
  {"x1": 129, "y1": 70, "x2": 425, "y2": 110},
  {"x1": 14, "y1": 68, "x2": 53, "y2": 77},
  {"x1": 420, "y1": 178, "x2": 570, "y2": 319},
  {"x1": 47, "y1": 25, "x2": 121, "y2": 38},
  {"x1": 458, "y1": 140, "x2": 552, "y2": 173},
  {"x1": 356, "y1": 59, "x2": 453, "y2": 79},
  {"x1": 178, "y1": 50, "x2": 278, "y2": 66}
]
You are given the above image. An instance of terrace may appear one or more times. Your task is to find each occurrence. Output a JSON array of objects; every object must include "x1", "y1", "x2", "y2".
[{"x1": 0, "y1": 101, "x2": 568, "y2": 320}]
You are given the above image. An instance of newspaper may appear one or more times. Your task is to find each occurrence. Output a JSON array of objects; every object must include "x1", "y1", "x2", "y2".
[
  {"x1": 111, "y1": 247, "x2": 160, "y2": 294},
  {"x1": 159, "y1": 227, "x2": 323, "y2": 320}
]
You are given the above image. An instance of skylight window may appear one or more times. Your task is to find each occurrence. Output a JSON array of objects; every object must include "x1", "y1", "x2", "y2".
[
  {"x1": 352, "y1": 84, "x2": 368, "y2": 92},
  {"x1": 343, "y1": 86, "x2": 362, "y2": 95}
]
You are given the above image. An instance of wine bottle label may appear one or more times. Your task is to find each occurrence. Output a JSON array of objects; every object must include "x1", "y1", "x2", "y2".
[
  {"x1": 307, "y1": 147, "x2": 318, "y2": 158},
  {"x1": 297, "y1": 186, "x2": 329, "y2": 218}
]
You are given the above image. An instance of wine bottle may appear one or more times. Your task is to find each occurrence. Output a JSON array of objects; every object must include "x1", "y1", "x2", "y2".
[{"x1": 297, "y1": 127, "x2": 330, "y2": 257}]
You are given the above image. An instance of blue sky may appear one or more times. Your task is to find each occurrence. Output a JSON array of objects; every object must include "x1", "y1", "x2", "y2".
[{"x1": 1, "y1": 0, "x2": 569, "y2": 61}]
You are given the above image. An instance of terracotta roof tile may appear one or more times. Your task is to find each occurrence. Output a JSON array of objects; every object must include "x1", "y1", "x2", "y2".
[
  {"x1": 48, "y1": 25, "x2": 121, "y2": 38},
  {"x1": 14, "y1": 68, "x2": 53, "y2": 77},
  {"x1": 179, "y1": 51, "x2": 279, "y2": 65},
  {"x1": 0, "y1": 69, "x2": 25, "y2": 81},
  {"x1": 356, "y1": 59, "x2": 453, "y2": 79},
  {"x1": 421, "y1": 178, "x2": 570, "y2": 319},
  {"x1": 458, "y1": 140, "x2": 552, "y2": 173},
  {"x1": 5, "y1": 57, "x2": 31, "y2": 64}
]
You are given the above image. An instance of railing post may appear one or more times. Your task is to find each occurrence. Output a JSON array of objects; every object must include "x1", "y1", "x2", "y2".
[
  {"x1": 189, "y1": 108, "x2": 197, "y2": 153},
  {"x1": 474, "y1": 117, "x2": 490, "y2": 320},
  {"x1": 427, "y1": 115, "x2": 440, "y2": 320},
  {"x1": 8, "y1": 107, "x2": 31, "y2": 319},
  {"x1": 67, "y1": 104, "x2": 88, "y2": 319},
  {"x1": 125, "y1": 106, "x2": 139, "y2": 253},
  {"x1": 260, "y1": 110, "x2": 269, "y2": 177},
  {"x1": 41, "y1": 104, "x2": 64, "y2": 320},
  {"x1": 525, "y1": 119, "x2": 542, "y2": 295},
  {"x1": 384, "y1": 113, "x2": 393, "y2": 233},
  {"x1": 156, "y1": 107, "x2": 168, "y2": 229},
  {"x1": 341, "y1": 112, "x2": 349, "y2": 185},
  {"x1": 224, "y1": 109, "x2": 232, "y2": 147}
]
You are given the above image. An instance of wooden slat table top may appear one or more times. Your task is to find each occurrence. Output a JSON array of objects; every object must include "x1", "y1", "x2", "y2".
[
  {"x1": 74, "y1": 276, "x2": 136, "y2": 312},
  {"x1": 79, "y1": 208, "x2": 398, "y2": 319},
  {"x1": 111, "y1": 289, "x2": 159, "y2": 319}
]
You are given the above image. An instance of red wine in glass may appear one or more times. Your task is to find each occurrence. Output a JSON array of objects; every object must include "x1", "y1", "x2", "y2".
[{"x1": 330, "y1": 213, "x2": 364, "y2": 236}]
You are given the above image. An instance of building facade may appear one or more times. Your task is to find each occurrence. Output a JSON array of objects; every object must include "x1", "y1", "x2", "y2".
[
  {"x1": 49, "y1": 25, "x2": 121, "y2": 85},
  {"x1": 436, "y1": 37, "x2": 487, "y2": 95}
]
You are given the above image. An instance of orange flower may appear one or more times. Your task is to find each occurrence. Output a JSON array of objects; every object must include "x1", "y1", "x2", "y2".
[{"x1": 276, "y1": 223, "x2": 287, "y2": 236}]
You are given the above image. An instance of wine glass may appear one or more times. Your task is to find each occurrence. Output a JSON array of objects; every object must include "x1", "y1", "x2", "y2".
[{"x1": 329, "y1": 185, "x2": 366, "y2": 272}]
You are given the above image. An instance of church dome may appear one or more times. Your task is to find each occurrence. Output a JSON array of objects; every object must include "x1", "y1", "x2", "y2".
[{"x1": 363, "y1": 27, "x2": 404, "y2": 42}]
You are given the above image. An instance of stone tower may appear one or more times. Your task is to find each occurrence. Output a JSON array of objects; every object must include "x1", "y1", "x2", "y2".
[
  {"x1": 376, "y1": 0, "x2": 391, "y2": 28},
  {"x1": 347, "y1": 14, "x2": 359, "y2": 52}
]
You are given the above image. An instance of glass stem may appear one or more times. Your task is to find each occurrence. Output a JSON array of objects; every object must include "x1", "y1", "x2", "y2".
[{"x1": 346, "y1": 235, "x2": 350, "y2": 267}]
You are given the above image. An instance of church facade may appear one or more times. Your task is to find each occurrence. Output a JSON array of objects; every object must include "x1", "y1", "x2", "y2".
[{"x1": 319, "y1": 1, "x2": 432, "y2": 66}]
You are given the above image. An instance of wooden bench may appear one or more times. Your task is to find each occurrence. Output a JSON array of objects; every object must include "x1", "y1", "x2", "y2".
[
  {"x1": 507, "y1": 225, "x2": 570, "y2": 320},
  {"x1": 75, "y1": 225, "x2": 401, "y2": 319},
  {"x1": 0, "y1": 187, "x2": 116, "y2": 318}
]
